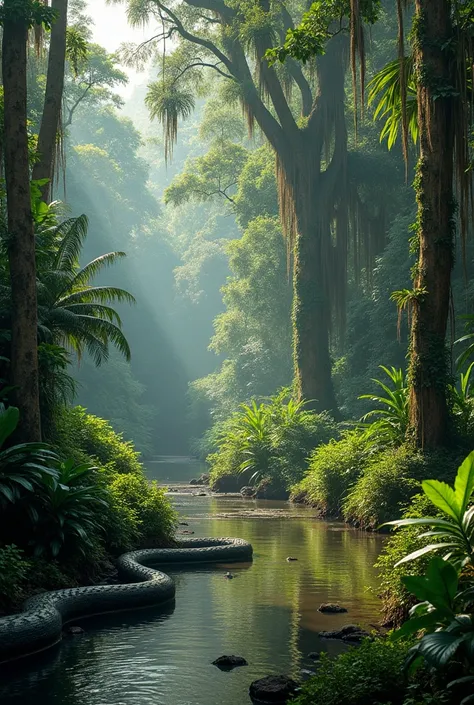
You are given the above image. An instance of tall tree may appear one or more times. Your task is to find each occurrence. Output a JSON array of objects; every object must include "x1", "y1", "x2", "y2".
[
  {"x1": 113, "y1": 0, "x2": 383, "y2": 416},
  {"x1": 0, "y1": 0, "x2": 54, "y2": 441},
  {"x1": 32, "y1": 0, "x2": 68, "y2": 201},
  {"x1": 282, "y1": 1, "x2": 474, "y2": 447},
  {"x1": 406, "y1": 0, "x2": 455, "y2": 447}
]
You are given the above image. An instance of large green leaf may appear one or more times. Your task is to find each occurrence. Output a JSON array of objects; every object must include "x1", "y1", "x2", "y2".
[
  {"x1": 396, "y1": 543, "x2": 459, "y2": 568},
  {"x1": 0, "y1": 406, "x2": 19, "y2": 447},
  {"x1": 392, "y1": 611, "x2": 441, "y2": 640},
  {"x1": 454, "y1": 451, "x2": 474, "y2": 515},
  {"x1": 422, "y1": 479, "x2": 460, "y2": 521},
  {"x1": 402, "y1": 557, "x2": 458, "y2": 611},
  {"x1": 418, "y1": 632, "x2": 464, "y2": 667}
]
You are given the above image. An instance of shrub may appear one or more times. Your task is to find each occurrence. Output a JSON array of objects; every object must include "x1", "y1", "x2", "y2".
[
  {"x1": 376, "y1": 449, "x2": 472, "y2": 626},
  {"x1": 342, "y1": 447, "x2": 460, "y2": 530},
  {"x1": 291, "y1": 431, "x2": 369, "y2": 515},
  {"x1": 31, "y1": 459, "x2": 108, "y2": 560},
  {"x1": 52, "y1": 406, "x2": 143, "y2": 476},
  {"x1": 107, "y1": 474, "x2": 177, "y2": 549},
  {"x1": 0, "y1": 545, "x2": 31, "y2": 608},
  {"x1": 208, "y1": 391, "x2": 337, "y2": 494},
  {"x1": 293, "y1": 638, "x2": 410, "y2": 705}
]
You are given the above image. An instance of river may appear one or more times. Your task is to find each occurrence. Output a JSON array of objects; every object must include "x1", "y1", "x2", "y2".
[{"x1": 0, "y1": 485, "x2": 385, "y2": 705}]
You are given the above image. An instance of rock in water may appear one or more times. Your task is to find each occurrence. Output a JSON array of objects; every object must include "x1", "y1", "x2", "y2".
[
  {"x1": 212, "y1": 655, "x2": 248, "y2": 670},
  {"x1": 249, "y1": 675, "x2": 299, "y2": 703},
  {"x1": 286, "y1": 557, "x2": 298, "y2": 562},
  {"x1": 65, "y1": 626, "x2": 85, "y2": 635},
  {"x1": 240, "y1": 486, "x2": 255, "y2": 497},
  {"x1": 224, "y1": 572, "x2": 234, "y2": 579},
  {"x1": 307, "y1": 652, "x2": 321, "y2": 660},
  {"x1": 318, "y1": 603, "x2": 347, "y2": 613},
  {"x1": 318, "y1": 624, "x2": 369, "y2": 641},
  {"x1": 189, "y1": 478, "x2": 198, "y2": 485}
]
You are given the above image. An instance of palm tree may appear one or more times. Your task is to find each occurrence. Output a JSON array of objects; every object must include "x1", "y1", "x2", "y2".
[{"x1": 35, "y1": 213, "x2": 135, "y2": 364}]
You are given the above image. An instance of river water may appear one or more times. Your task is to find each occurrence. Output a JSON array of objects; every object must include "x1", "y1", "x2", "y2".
[{"x1": 0, "y1": 490, "x2": 385, "y2": 705}]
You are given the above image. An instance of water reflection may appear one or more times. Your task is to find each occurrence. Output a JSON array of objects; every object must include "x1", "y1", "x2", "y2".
[{"x1": 0, "y1": 496, "x2": 384, "y2": 705}]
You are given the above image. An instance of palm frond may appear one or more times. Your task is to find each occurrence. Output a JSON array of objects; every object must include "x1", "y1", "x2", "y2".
[
  {"x1": 52, "y1": 215, "x2": 89, "y2": 272},
  {"x1": 71, "y1": 252, "x2": 127, "y2": 288},
  {"x1": 368, "y1": 57, "x2": 418, "y2": 149}
]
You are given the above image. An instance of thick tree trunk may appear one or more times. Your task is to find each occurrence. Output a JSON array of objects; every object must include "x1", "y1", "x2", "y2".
[
  {"x1": 408, "y1": 0, "x2": 454, "y2": 448},
  {"x1": 2, "y1": 5, "x2": 42, "y2": 441},
  {"x1": 31, "y1": 0, "x2": 68, "y2": 202},
  {"x1": 292, "y1": 207, "x2": 339, "y2": 416}
]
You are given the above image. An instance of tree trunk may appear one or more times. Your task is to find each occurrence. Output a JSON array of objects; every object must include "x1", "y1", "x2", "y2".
[
  {"x1": 2, "y1": 3, "x2": 42, "y2": 441},
  {"x1": 31, "y1": 0, "x2": 68, "y2": 202},
  {"x1": 408, "y1": 0, "x2": 454, "y2": 448},
  {"x1": 290, "y1": 151, "x2": 339, "y2": 416}
]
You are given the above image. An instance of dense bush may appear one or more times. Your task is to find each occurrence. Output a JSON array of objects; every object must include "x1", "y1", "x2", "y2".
[
  {"x1": 376, "y1": 491, "x2": 456, "y2": 627},
  {"x1": 291, "y1": 431, "x2": 369, "y2": 515},
  {"x1": 0, "y1": 404, "x2": 177, "y2": 608},
  {"x1": 343, "y1": 447, "x2": 461, "y2": 530},
  {"x1": 0, "y1": 545, "x2": 31, "y2": 608},
  {"x1": 293, "y1": 638, "x2": 411, "y2": 705},
  {"x1": 107, "y1": 474, "x2": 177, "y2": 550},
  {"x1": 208, "y1": 392, "x2": 338, "y2": 495},
  {"x1": 52, "y1": 406, "x2": 143, "y2": 475}
]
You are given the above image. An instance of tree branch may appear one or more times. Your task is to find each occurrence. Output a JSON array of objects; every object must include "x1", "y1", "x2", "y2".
[
  {"x1": 152, "y1": 0, "x2": 235, "y2": 74},
  {"x1": 279, "y1": 4, "x2": 313, "y2": 116},
  {"x1": 173, "y1": 59, "x2": 233, "y2": 83},
  {"x1": 64, "y1": 83, "x2": 93, "y2": 128}
]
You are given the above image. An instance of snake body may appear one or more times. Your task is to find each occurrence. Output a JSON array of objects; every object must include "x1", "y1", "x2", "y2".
[{"x1": 0, "y1": 537, "x2": 252, "y2": 664}]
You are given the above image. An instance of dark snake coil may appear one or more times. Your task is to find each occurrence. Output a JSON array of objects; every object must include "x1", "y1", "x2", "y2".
[{"x1": 0, "y1": 537, "x2": 252, "y2": 663}]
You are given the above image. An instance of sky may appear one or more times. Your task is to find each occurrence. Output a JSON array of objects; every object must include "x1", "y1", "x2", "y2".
[{"x1": 85, "y1": 0, "x2": 150, "y2": 96}]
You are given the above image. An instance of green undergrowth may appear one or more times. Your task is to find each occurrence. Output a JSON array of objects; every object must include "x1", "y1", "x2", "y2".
[
  {"x1": 292, "y1": 638, "x2": 415, "y2": 705},
  {"x1": 292, "y1": 433, "x2": 463, "y2": 530},
  {"x1": 0, "y1": 406, "x2": 177, "y2": 611},
  {"x1": 208, "y1": 392, "x2": 338, "y2": 496}
]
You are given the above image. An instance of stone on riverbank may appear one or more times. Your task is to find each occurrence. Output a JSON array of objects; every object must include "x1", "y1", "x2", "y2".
[
  {"x1": 318, "y1": 603, "x2": 347, "y2": 613},
  {"x1": 240, "y1": 486, "x2": 256, "y2": 497},
  {"x1": 212, "y1": 655, "x2": 248, "y2": 670},
  {"x1": 249, "y1": 675, "x2": 299, "y2": 703},
  {"x1": 318, "y1": 624, "x2": 369, "y2": 641}
]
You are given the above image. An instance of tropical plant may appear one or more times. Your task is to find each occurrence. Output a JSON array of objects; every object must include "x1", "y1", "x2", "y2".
[
  {"x1": 0, "y1": 404, "x2": 58, "y2": 508},
  {"x1": 384, "y1": 451, "x2": 474, "y2": 569},
  {"x1": 358, "y1": 366, "x2": 408, "y2": 447},
  {"x1": 33, "y1": 213, "x2": 135, "y2": 364},
  {"x1": 209, "y1": 391, "x2": 337, "y2": 493},
  {"x1": 367, "y1": 57, "x2": 418, "y2": 150},
  {"x1": 449, "y1": 361, "x2": 474, "y2": 437},
  {"x1": 31, "y1": 458, "x2": 107, "y2": 558},
  {"x1": 0, "y1": 544, "x2": 31, "y2": 606},
  {"x1": 38, "y1": 343, "x2": 77, "y2": 438},
  {"x1": 455, "y1": 315, "x2": 474, "y2": 370},
  {"x1": 392, "y1": 556, "x2": 474, "y2": 703}
]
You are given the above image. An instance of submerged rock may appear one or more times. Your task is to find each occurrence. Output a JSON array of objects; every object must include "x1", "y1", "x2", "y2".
[
  {"x1": 318, "y1": 624, "x2": 369, "y2": 641},
  {"x1": 318, "y1": 603, "x2": 347, "y2": 614},
  {"x1": 65, "y1": 626, "x2": 85, "y2": 635},
  {"x1": 307, "y1": 652, "x2": 321, "y2": 660},
  {"x1": 240, "y1": 486, "x2": 256, "y2": 498},
  {"x1": 212, "y1": 655, "x2": 248, "y2": 670},
  {"x1": 249, "y1": 675, "x2": 299, "y2": 703}
]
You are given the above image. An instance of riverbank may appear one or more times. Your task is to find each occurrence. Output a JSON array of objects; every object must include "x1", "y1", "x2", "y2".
[{"x1": 0, "y1": 494, "x2": 384, "y2": 705}]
